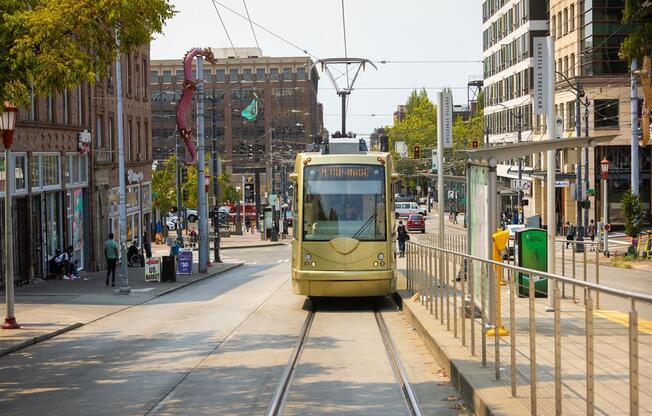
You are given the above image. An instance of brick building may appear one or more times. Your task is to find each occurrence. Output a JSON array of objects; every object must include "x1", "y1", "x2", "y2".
[
  {"x1": 150, "y1": 47, "x2": 323, "y2": 196},
  {"x1": 1, "y1": 44, "x2": 153, "y2": 285}
]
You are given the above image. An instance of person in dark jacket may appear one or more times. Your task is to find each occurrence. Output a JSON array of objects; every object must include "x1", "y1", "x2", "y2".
[{"x1": 397, "y1": 220, "x2": 409, "y2": 257}]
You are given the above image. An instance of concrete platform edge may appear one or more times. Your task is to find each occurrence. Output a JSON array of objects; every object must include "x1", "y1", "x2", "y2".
[
  {"x1": 397, "y1": 287, "x2": 529, "y2": 416},
  {"x1": 0, "y1": 262, "x2": 244, "y2": 358},
  {"x1": 220, "y1": 242, "x2": 287, "y2": 250}
]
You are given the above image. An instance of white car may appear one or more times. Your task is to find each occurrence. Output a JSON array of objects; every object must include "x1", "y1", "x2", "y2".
[
  {"x1": 418, "y1": 205, "x2": 428, "y2": 216},
  {"x1": 186, "y1": 209, "x2": 198, "y2": 222},
  {"x1": 395, "y1": 202, "x2": 420, "y2": 219}
]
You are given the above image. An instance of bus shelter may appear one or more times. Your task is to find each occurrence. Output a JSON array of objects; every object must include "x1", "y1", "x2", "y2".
[{"x1": 457, "y1": 135, "x2": 615, "y2": 325}]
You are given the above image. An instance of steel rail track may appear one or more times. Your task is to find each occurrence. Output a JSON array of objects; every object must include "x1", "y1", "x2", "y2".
[
  {"x1": 266, "y1": 300, "x2": 423, "y2": 416},
  {"x1": 374, "y1": 309, "x2": 424, "y2": 416}
]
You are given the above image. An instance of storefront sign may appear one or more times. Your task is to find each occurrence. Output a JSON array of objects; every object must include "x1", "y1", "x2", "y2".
[
  {"x1": 555, "y1": 180, "x2": 570, "y2": 188},
  {"x1": 145, "y1": 258, "x2": 161, "y2": 282},
  {"x1": 177, "y1": 248, "x2": 193, "y2": 275},
  {"x1": 72, "y1": 189, "x2": 84, "y2": 252},
  {"x1": 127, "y1": 169, "x2": 145, "y2": 184}
]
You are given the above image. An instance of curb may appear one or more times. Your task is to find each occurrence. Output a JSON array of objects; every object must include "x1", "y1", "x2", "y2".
[
  {"x1": 0, "y1": 263, "x2": 243, "y2": 358},
  {"x1": 396, "y1": 271, "x2": 528, "y2": 416},
  {"x1": 0, "y1": 322, "x2": 83, "y2": 358}
]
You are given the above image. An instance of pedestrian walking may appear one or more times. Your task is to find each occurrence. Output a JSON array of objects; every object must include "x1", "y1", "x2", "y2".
[
  {"x1": 104, "y1": 233, "x2": 119, "y2": 287},
  {"x1": 565, "y1": 222, "x2": 575, "y2": 249},
  {"x1": 245, "y1": 216, "x2": 251, "y2": 233},
  {"x1": 452, "y1": 208, "x2": 459, "y2": 224},
  {"x1": 397, "y1": 220, "x2": 409, "y2": 257}
]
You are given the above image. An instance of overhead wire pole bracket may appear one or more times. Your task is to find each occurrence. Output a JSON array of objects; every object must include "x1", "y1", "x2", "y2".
[{"x1": 311, "y1": 58, "x2": 377, "y2": 136}]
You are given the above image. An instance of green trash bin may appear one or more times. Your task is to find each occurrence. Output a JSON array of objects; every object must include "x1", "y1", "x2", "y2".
[{"x1": 515, "y1": 228, "x2": 548, "y2": 298}]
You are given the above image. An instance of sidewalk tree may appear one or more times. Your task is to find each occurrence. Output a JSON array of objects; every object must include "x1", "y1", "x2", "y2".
[
  {"x1": 1, "y1": 0, "x2": 175, "y2": 106},
  {"x1": 152, "y1": 155, "x2": 198, "y2": 212},
  {"x1": 217, "y1": 172, "x2": 241, "y2": 204},
  {"x1": 621, "y1": 190, "x2": 645, "y2": 245}
]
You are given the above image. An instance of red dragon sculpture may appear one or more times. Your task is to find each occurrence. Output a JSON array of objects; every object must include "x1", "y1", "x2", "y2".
[{"x1": 176, "y1": 47, "x2": 217, "y2": 165}]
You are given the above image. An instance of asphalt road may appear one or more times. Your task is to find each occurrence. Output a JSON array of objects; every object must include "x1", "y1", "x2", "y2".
[{"x1": 0, "y1": 246, "x2": 462, "y2": 416}]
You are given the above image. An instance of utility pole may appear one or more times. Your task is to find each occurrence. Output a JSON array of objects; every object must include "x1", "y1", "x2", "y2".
[
  {"x1": 196, "y1": 57, "x2": 208, "y2": 272},
  {"x1": 517, "y1": 108, "x2": 523, "y2": 224},
  {"x1": 631, "y1": 58, "x2": 639, "y2": 195},
  {"x1": 584, "y1": 97, "x2": 590, "y2": 230},
  {"x1": 115, "y1": 34, "x2": 130, "y2": 293},
  {"x1": 175, "y1": 136, "x2": 183, "y2": 242},
  {"x1": 575, "y1": 78, "x2": 583, "y2": 234},
  {"x1": 211, "y1": 95, "x2": 221, "y2": 263}
]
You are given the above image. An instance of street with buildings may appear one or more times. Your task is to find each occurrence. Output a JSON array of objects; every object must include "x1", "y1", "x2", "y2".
[{"x1": 1, "y1": 1, "x2": 651, "y2": 415}]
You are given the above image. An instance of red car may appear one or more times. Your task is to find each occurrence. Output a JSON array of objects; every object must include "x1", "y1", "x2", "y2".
[{"x1": 406, "y1": 214, "x2": 425, "y2": 233}]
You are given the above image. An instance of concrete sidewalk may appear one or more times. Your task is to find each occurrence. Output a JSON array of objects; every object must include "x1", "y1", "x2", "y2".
[
  {"x1": 0, "y1": 260, "x2": 242, "y2": 357},
  {"x1": 153, "y1": 229, "x2": 290, "y2": 256}
]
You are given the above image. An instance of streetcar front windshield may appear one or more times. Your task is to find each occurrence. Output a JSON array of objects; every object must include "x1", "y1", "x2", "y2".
[{"x1": 303, "y1": 164, "x2": 386, "y2": 241}]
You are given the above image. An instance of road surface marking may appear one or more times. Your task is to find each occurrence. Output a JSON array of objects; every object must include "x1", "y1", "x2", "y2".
[{"x1": 594, "y1": 310, "x2": 652, "y2": 335}]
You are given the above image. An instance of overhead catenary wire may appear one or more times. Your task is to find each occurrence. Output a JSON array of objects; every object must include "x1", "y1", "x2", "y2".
[
  {"x1": 210, "y1": 0, "x2": 239, "y2": 58},
  {"x1": 340, "y1": 0, "x2": 350, "y2": 91},
  {"x1": 241, "y1": 0, "x2": 261, "y2": 53}
]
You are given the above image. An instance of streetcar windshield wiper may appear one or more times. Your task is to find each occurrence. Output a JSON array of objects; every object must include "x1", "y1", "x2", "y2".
[{"x1": 352, "y1": 213, "x2": 377, "y2": 240}]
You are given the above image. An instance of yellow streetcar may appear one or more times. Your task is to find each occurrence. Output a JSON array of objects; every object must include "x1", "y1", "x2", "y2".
[{"x1": 289, "y1": 140, "x2": 398, "y2": 297}]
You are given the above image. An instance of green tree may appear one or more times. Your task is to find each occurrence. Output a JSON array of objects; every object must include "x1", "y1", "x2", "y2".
[
  {"x1": 619, "y1": 0, "x2": 652, "y2": 62},
  {"x1": 622, "y1": 190, "x2": 645, "y2": 241},
  {"x1": 1, "y1": 0, "x2": 175, "y2": 106},
  {"x1": 218, "y1": 172, "x2": 241, "y2": 204},
  {"x1": 386, "y1": 89, "x2": 437, "y2": 162},
  {"x1": 152, "y1": 155, "x2": 201, "y2": 212}
]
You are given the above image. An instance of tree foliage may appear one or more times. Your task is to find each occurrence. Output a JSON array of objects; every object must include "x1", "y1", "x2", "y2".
[
  {"x1": 218, "y1": 172, "x2": 241, "y2": 204},
  {"x1": 619, "y1": 0, "x2": 652, "y2": 62},
  {"x1": 1, "y1": 0, "x2": 175, "y2": 106},
  {"x1": 386, "y1": 89, "x2": 437, "y2": 161},
  {"x1": 621, "y1": 190, "x2": 645, "y2": 239}
]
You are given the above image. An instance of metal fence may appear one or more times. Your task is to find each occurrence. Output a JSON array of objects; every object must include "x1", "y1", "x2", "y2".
[{"x1": 405, "y1": 239, "x2": 652, "y2": 416}]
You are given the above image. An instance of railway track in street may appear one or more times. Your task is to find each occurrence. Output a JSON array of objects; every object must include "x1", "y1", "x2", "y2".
[{"x1": 266, "y1": 299, "x2": 424, "y2": 416}]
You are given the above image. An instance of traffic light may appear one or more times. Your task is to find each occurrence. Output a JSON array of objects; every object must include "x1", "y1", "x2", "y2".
[
  {"x1": 181, "y1": 167, "x2": 188, "y2": 183},
  {"x1": 240, "y1": 143, "x2": 246, "y2": 154},
  {"x1": 182, "y1": 188, "x2": 189, "y2": 202},
  {"x1": 248, "y1": 144, "x2": 254, "y2": 159},
  {"x1": 413, "y1": 145, "x2": 420, "y2": 159}
]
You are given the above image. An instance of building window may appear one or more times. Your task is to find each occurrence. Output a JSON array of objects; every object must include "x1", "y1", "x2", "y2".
[
  {"x1": 203, "y1": 69, "x2": 212, "y2": 82},
  {"x1": 29, "y1": 84, "x2": 37, "y2": 121},
  {"x1": 569, "y1": 4, "x2": 575, "y2": 31},
  {"x1": 570, "y1": 53, "x2": 575, "y2": 77},
  {"x1": 229, "y1": 69, "x2": 239, "y2": 82},
  {"x1": 142, "y1": 58, "x2": 148, "y2": 97},
  {"x1": 594, "y1": 99, "x2": 619, "y2": 129},
  {"x1": 256, "y1": 68, "x2": 266, "y2": 81},
  {"x1": 42, "y1": 154, "x2": 61, "y2": 188},
  {"x1": 108, "y1": 116, "x2": 114, "y2": 159},
  {"x1": 297, "y1": 67, "x2": 306, "y2": 81},
  {"x1": 551, "y1": 15, "x2": 557, "y2": 38},
  {"x1": 47, "y1": 94, "x2": 54, "y2": 123},
  {"x1": 31, "y1": 154, "x2": 40, "y2": 189},
  {"x1": 216, "y1": 69, "x2": 225, "y2": 82},
  {"x1": 282, "y1": 67, "x2": 292, "y2": 82},
  {"x1": 243, "y1": 68, "x2": 252, "y2": 81},
  {"x1": 557, "y1": 12, "x2": 562, "y2": 38},
  {"x1": 150, "y1": 70, "x2": 159, "y2": 84},
  {"x1": 127, "y1": 120, "x2": 133, "y2": 161},
  {"x1": 270, "y1": 68, "x2": 279, "y2": 81},
  {"x1": 12, "y1": 154, "x2": 27, "y2": 193},
  {"x1": 77, "y1": 85, "x2": 84, "y2": 126},
  {"x1": 127, "y1": 53, "x2": 133, "y2": 95},
  {"x1": 563, "y1": 8, "x2": 568, "y2": 35},
  {"x1": 95, "y1": 115, "x2": 103, "y2": 148},
  {"x1": 162, "y1": 70, "x2": 172, "y2": 84},
  {"x1": 63, "y1": 90, "x2": 70, "y2": 125}
]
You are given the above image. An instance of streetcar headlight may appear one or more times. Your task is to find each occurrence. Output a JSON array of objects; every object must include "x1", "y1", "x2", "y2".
[
  {"x1": 373, "y1": 261, "x2": 379, "y2": 267},
  {"x1": 305, "y1": 254, "x2": 312, "y2": 261},
  {"x1": 377, "y1": 253, "x2": 384, "y2": 261},
  {"x1": 380, "y1": 261, "x2": 386, "y2": 266},
  {"x1": 311, "y1": 261, "x2": 316, "y2": 267}
]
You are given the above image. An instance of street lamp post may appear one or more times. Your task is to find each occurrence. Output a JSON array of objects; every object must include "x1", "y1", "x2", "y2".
[
  {"x1": 1, "y1": 102, "x2": 19, "y2": 329},
  {"x1": 600, "y1": 157, "x2": 610, "y2": 256}
]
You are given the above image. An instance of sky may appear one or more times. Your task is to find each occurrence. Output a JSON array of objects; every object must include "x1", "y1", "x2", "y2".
[{"x1": 151, "y1": 0, "x2": 483, "y2": 137}]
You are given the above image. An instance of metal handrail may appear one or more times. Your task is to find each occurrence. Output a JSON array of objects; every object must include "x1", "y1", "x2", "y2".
[{"x1": 407, "y1": 240, "x2": 652, "y2": 304}]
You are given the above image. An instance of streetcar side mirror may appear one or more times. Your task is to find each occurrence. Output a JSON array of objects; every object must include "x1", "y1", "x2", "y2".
[{"x1": 289, "y1": 173, "x2": 298, "y2": 182}]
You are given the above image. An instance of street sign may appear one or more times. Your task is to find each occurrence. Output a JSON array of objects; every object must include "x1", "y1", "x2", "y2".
[
  {"x1": 555, "y1": 116, "x2": 563, "y2": 139},
  {"x1": 555, "y1": 180, "x2": 570, "y2": 188},
  {"x1": 431, "y1": 149, "x2": 438, "y2": 173},
  {"x1": 244, "y1": 182, "x2": 255, "y2": 203},
  {"x1": 177, "y1": 248, "x2": 193, "y2": 275},
  {"x1": 439, "y1": 90, "x2": 454, "y2": 148},
  {"x1": 533, "y1": 37, "x2": 549, "y2": 115},
  {"x1": 395, "y1": 141, "x2": 407, "y2": 158},
  {"x1": 144, "y1": 258, "x2": 161, "y2": 282},
  {"x1": 510, "y1": 179, "x2": 531, "y2": 191}
]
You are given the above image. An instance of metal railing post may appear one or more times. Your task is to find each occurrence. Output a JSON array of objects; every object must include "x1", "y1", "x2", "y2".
[
  {"x1": 554, "y1": 279, "x2": 562, "y2": 416},
  {"x1": 481, "y1": 262, "x2": 487, "y2": 368},
  {"x1": 453, "y1": 253, "x2": 458, "y2": 338},
  {"x1": 440, "y1": 249, "x2": 445, "y2": 325},
  {"x1": 470, "y1": 258, "x2": 475, "y2": 356},
  {"x1": 495, "y1": 260, "x2": 501, "y2": 381},
  {"x1": 561, "y1": 241, "x2": 566, "y2": 298},
  {"x1": 529, "y1": 273, "x2": 537, "y2": 416},
  {"x1": 629, "y1": 299, "x2": 639, "y2": 416},
  {"x1": 446, "y1": 251, "x2": 450, "y2": 330},
  {"x1": 429, "y1": 247, "x2": 434, "y2": 314},
  {"x1": 572, "y1": 245, "x2": 577, "y2": 300},
  {"x1": 586, "y1": 288, "x2": 595, "y2": 416},
  {"x1": 595, "y1": 247, "x2": 600, "y2": 309},
  {"x1": 509, "y1": 268, "x2": 517, "y2": 397}
]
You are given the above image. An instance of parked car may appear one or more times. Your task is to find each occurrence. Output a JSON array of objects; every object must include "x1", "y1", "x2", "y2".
[
  {"x1": 395, "y1": 202, "x2": 420, "y2": 219},
  {"x1": 406, "y1": 214, "x2": 426, "y2": 233}
]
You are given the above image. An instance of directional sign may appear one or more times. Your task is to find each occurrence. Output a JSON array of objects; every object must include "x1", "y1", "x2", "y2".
[
  {"x1": 244, "y1": 182, "x2": 255, "y2": 203},
  {"x1": 510, "y1": 179, "x2": 531, "y2": 191}
]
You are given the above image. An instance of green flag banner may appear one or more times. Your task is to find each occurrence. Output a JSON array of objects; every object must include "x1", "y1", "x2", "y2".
[{"x1": 241, "y1": 96, "x2": 258, "y2": 121}]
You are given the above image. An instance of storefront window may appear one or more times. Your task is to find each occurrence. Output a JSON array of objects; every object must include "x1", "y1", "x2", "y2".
[
  {"x1": 31, "y1": 155, "x2": 41, "y2": 189},
  {"x1": 42, "y1": 154, "x2": 61, "y2": 188},
  {"x1": 66, "y1": 154, "x2": 88, "y2": 186},
  {"x1": 141, "y1": 183, "x2": 152, "y2": 210},
  {"x1": 126, "y1": 185, "x2": 139, "y2": 210}
]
